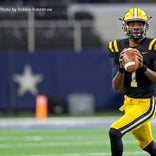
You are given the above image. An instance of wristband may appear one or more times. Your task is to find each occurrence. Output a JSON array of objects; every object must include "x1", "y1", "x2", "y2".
[
  {"x1": 139, "y1": 64, "x2": 147, "y2": 73},
  {"x1": 119, "y1": 67, "x2": 125, "y2": 73}
]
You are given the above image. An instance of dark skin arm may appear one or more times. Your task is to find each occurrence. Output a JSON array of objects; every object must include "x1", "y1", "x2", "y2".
[
  {"x1": 144, "y1": 68, "x2": 156, "y2": 83},
  {"x1": 112, "y1": 50, "x2": 125, "y2": 92},
  {"x1": 112, "y1": 71, "x2": 124, "y2": 92}
]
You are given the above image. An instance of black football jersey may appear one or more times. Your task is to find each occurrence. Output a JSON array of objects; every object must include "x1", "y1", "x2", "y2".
[{"x1": 107, "y1": 38, "x2": 156, "y2": 98}]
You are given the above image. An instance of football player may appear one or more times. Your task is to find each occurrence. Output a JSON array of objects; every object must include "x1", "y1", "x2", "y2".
[{"x1": 107, "y1": 8, "x2": 156, "y2": 156}]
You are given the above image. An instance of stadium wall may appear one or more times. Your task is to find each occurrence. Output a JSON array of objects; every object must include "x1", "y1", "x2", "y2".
[
  {"x1": 69, "y1": 4, "x2": 156, "y2": 43},
  {"x1": 0, "y1": 50, "x2": 122, "y2": 113}
]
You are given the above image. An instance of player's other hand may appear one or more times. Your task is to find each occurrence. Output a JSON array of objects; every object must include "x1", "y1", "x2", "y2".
[
  {"x1": 119, "y1": 49, "x2": 126, "y2": 68},
  {"x1": 135, "y1": 50, "x2": 143, "y2": 68}
]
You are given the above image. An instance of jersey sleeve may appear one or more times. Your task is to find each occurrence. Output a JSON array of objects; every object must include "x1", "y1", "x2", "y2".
[
  {"x1": 148, "y1": 38, "x2": 156, "y2": 71},
  {"x1": 107, "y1": 40, "x2": 121, "y2": 77},
  {"x1": 107, "y1": 40, "x2": 120, "y2": 57},
  {"x1": 148, "y1": 38, "x2": 156, "y2": 51}
]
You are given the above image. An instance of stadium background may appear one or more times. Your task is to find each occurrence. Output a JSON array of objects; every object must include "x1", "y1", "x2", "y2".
[{"x1": 0, "y1": 0, "x2": 156, "y2": 115}]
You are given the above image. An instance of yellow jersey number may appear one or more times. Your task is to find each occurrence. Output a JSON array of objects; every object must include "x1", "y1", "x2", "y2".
[{"x1": 130, "y1": 72, "x2": 138, "y2": 87}]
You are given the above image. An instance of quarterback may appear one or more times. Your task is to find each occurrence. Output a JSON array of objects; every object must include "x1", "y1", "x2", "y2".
[{"x1": 107, "y1": 8, "x2": 156, "y2": 156}]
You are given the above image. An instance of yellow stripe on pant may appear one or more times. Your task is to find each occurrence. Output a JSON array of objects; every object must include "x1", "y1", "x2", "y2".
[{"x1": 110, "y1": 95, "x2": 156, "y2": 149}]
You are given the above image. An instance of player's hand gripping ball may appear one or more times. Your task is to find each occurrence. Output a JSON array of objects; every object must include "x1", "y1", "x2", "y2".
[{"x1": 122, "y1": 48, "x2": 140, "y2": 72}]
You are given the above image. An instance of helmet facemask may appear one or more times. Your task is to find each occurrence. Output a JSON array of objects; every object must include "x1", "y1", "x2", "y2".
[{"x1": 123, "y1": 21, "x2": 149, "y2": 41}]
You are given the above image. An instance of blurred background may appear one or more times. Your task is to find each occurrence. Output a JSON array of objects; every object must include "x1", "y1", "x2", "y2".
[{"x1": 0, "y1": 0, "x2": 156, "y2": 116}]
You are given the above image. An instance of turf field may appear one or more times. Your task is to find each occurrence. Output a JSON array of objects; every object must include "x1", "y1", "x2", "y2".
[{"x1": 0, "y1": 116, "x2": 155, "y2": 156}]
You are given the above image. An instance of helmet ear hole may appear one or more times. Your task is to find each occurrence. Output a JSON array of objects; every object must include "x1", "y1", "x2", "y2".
[{"x1": 122, "y1": 22, "x2": 128, "y2": 35}]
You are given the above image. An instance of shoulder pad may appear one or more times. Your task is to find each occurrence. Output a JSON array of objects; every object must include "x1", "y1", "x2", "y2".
[
  {"x1": 108, "y1": 40, "x2": 119, "y2": 53},
  {"x1": 148, "y1": 38, "x2": 156, "y2": 50}
]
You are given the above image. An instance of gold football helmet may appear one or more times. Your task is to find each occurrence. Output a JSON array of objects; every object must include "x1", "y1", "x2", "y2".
[{"x1": 121, "y1": 8, "x2": 151, "y2": 40}]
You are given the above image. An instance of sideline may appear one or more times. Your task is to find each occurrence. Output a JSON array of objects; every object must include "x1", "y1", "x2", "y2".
[
  {"x1": 5, "y1": 151, "x2": 148, "y2": 156},
  {"x1": 0, "y1": 116, "x2": 155, "y2": 129}
]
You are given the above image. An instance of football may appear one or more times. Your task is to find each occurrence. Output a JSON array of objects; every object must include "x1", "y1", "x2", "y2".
[{"x1": 123, "y1": 48, "x2": 140, "y2": 72}]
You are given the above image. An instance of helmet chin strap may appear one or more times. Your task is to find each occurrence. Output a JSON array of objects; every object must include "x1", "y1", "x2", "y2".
[
  {"x1": 129, "y1": 33, "x2": 144, "y2": 41},
  {"x1": 126, "y1": 24, "x2": 146, "y2": 41},
  {"x1": 127, "y1": 27, "x2": 146, "y2": 41}
]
